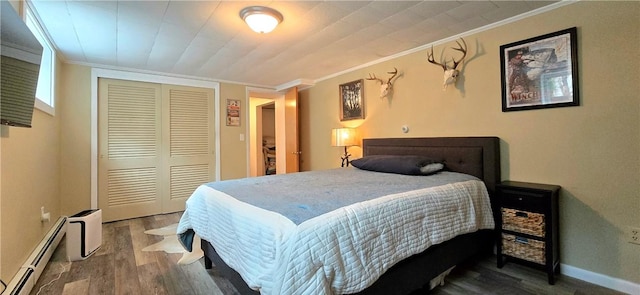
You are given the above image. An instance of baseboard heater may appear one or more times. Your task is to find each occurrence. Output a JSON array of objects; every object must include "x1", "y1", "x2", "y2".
[{"x1": 4, "y1": 216, "x2": 67, "y2": 295}]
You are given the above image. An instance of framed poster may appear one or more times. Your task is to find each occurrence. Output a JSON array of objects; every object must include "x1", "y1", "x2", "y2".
[
  {"x1": 226, "y1": 99, "x2": 240, "y2": 126},
  {"x1": 339, "y1": 79, "x2": 364, "y2": 121},
  {"x1": 500, "y1": 27, "x2": 579, "y2": 112}
]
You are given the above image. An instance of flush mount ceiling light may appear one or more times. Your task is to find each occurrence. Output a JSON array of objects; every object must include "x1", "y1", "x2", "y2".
[{"x1": 240, "y1": 6, "x2": 283, "y2": 34}]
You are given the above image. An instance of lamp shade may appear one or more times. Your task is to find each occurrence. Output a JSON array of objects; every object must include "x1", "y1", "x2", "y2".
[
  {"x1": 331, "y1": 128, "x2": 357, "y2": 147},
  {"x1": 240, "y1": 6, "x2": 283, "y2": 34}
]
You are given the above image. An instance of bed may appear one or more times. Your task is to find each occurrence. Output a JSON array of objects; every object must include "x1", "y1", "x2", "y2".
[{"x1": 178, "y1": 137, "x2": 501, "y2": 295}]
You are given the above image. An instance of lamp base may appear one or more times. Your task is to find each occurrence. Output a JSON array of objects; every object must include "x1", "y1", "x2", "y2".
[{"x1": 341, "y1": 146, "x2": 351, "y2": 167}]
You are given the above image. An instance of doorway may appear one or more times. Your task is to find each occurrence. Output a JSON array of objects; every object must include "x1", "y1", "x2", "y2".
[
  {"x1": 249, "y1": 96, "x2": 277, "y2": 177},
  {"x1": 261, "y1": 103, "x2": 276, "y2": 175},
  {"x1": 248, "y1": 86, "x2": 299, "y2": 177}
]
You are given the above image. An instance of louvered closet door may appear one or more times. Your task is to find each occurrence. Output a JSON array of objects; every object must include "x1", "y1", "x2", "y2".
[
  {"x1": 161, "y1": 84, "x2": 215, "y2": 213},
  {"x1": 99, "y1": 78, "x2": 163, "y2": 222}
]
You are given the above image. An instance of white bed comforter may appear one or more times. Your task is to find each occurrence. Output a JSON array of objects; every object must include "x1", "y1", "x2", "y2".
[{"x1": 177, "y1": 179, "x2": 494, "y2": 295}]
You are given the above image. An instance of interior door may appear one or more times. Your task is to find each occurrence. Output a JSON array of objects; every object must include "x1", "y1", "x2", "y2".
[
  {"x1": 98, "y1": 78, "x2": 163, "y2": 222},
  {"x1": 99, "y1": 79, "x2": 215, "y2": 221},
  {"x1": 276, "y1": 87, "x2": 299, "y2": 173},
  {"x1": 161, "y1": 84, "x2": 215, "y2": 213}
]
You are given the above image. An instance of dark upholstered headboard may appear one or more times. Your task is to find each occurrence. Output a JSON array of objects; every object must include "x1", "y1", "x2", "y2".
[{"x1": 362, "y1": 137, "x2": 501, "y2": 194}]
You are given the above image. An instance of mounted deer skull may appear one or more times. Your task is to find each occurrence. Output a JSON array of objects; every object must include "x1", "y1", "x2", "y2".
[
  {"x1": 427, "y1": 38, "x2": 467, "y2": 90},
  {"x1": 366, "y1": 67, "x2": 398, "y2": 98}
]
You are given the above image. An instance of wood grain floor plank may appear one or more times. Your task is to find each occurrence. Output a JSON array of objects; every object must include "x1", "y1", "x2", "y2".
[
  {"x1": 180, "y1": 259, "x2": 225, "y2": 295},
  {"x1": 30, "y1": 260, "x2": 70, "y2": 295},
  {"x1": 61, "y1": 278, "x2": 89, "y2": 295},
  {"x1": 136, "y1": 262, "x2": 168, "y2": 295},
  {"x1": 32, "y1": 213, "x2": 625, "y2": 295},
  {"x1": 86, "y1": 253, "x2": 116, "y2": 295},
  {"x1": 129, "y1": 218, "x2": 156, "y2": 266},
  {"x1": 95, "y1": 220, "x2": 115, "y2": 257},
  {"x1": 113, "y1": 225, "x2": 141, "y2": 295},
  {"x1": 153, "y1": 251, "x2": 194, "y2": 294}
]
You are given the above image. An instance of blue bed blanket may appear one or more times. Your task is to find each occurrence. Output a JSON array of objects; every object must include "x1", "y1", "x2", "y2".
[{"x1": 204, "y1": 168, "x2": 480, "y2": 225}]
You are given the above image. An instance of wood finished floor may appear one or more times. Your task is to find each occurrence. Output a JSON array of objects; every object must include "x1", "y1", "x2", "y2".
[{"x1": 31, "y1": 212, "x2": 624, "y2": 295}]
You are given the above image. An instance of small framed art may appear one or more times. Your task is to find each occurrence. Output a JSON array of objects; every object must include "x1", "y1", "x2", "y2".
[
  {"x1": 500, "y1": 27, "x2": 579, "y2": 112},
  {"x1": 339, "y1": 79, "x2": 364, "y2": 121},
  {"x1": 226, "y1": 99, "x2": 240, "y2": 126}
]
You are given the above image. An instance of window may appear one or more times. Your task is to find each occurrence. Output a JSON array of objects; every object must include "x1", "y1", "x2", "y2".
[{"x1": 24, "y1": 3, "x2": 56, "y2": 115}]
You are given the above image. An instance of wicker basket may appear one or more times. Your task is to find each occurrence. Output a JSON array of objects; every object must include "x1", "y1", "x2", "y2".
[
  {"x1": 502, "y1": 233, "x2": 545, "y2": 264},
  {"x1": 501, "y1": 208, "x2": 545, "y2": 237}
]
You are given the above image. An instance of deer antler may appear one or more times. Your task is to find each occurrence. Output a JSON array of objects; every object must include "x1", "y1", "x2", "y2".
[
  {"x1": 386, "y1": 67, "x2": 398, "y2": 84},
  {"x1": 367, "y1": 68, "x2": 399, "y2": 85},
  {"x1": 427, "y1": 47, "x2": 447, "y2": 71},
  {"x1": 427, "y1": 38, "x2": 468, "y2": 71},
  {"x1": 366, "y1": 73, "x2": 384, "y2": 85},
  {"x1": 450, "y1": 38, "x2": 467, "y2": 70}
]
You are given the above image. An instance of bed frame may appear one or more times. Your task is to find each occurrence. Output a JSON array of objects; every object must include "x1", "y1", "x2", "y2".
[{"x1": 201, "y1": 137, "x2": 501, "y2": 294}]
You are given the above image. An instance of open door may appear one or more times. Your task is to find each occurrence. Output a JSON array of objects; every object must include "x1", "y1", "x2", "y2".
[{"x1": 276, "y1": 87, "x2": 299, "y2": 173}]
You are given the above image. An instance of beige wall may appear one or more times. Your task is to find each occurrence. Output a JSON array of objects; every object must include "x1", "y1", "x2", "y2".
[
  {"x1": 0, "y1": 84, "x2": 62, "y2": 280},
  {"x1": 58, "y1": 63, "x2": 93, "y2": 215},
  {"x1": 300, "y1": 2, "x2": 639, "y2": 284},
  {"x1": 219, "y1": 82, "x2": 249, "y2": 180}
]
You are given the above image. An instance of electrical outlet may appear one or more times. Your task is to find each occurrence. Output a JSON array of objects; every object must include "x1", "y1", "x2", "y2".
[{"x1": 628, "y1": 226, "x2": 640, "y2": 245}]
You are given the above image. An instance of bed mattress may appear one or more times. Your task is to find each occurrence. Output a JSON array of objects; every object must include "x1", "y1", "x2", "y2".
[{"x1": 177, "y1": 169, "x2": 495, "y2": 295}]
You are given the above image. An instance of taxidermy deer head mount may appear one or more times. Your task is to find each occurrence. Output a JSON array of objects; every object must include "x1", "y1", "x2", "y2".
[
  {"x1": 366, "y1": 67, "x2": 398, "y2": 98},
  {"x1": 427, "y1": 38, "x2": 467, "y2": 90}
]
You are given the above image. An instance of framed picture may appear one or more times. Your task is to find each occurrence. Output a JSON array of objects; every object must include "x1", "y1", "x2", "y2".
[
  {"x1": 500, "y1": 27, "x2": 579, "y2": 112},
  {"x1": 226, "y1": 99, "x2": 240, "y2": 126},
  {"x1": 339, "y1": 79, "x2": 364, "y2": 121}
]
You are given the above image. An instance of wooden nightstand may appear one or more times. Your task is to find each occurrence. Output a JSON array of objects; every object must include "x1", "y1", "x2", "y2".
[{"x1": 496, "y1": 181, "x2": 560, "y2": 284}]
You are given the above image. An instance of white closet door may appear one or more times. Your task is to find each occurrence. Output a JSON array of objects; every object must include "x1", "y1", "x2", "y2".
[
  {"x1": 98, "y1": 79, "x2": 215, "y2": 222},
  {"x1": 161, "y1": 84, "x2": 215, "y2": 213},
  {"x1": 98, "y1": 78, "x2": 162, "y2": 222}
]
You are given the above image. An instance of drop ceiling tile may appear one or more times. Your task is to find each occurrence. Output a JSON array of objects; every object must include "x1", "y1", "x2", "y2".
[
  {"x1": 367, "y1": 1, "x2": 421, "y2": 20},
  {"x1": 163, "y1": 1, "x2": 218, "y2": 32},
  {"x1": 157, "y1": 21, "x2": 197, "y2": 44},
  {"x1": 303, "y1": 2, "x2": 351, "y2": 28},
  {"x1": 445, "y1": 1, "x2": 498, "y2": 21},
  {"x1": 146, "y1": 43, "x2": 184, "y2": 72},
  {"x1": 427, "y1": 12, "x2": 460, "y2": 29},
  {"x1": 30, "y1": 2, "x2": 84, "y2": 61},
  {"x1": 343, "y1": 5, "x2": 386, "y2": 26},
  {"x1": 379, "y1": 9, "x2": 426, "y2": 31},
  {"x1": 117, "y1": 1, "x2": 168, "y2": 27},
  {"x1": 66, "y1": 2, "x2": 117, "y2": 63},
  {"x1": 30, "y1": 0, "x2": 562, "y2": 87},
  {"x1": 116, "y1": 21, "x2": 156, "y2": 67},
  {"x1": 410, "y1": 1, "x2": 463, "y2": 19},
  {"x1": 481, "y1": 1, "x2": 539, "y2": 23},
  {"x1": 388, "y1": 26, "x2": 429, "y2": 45},
  {"x1": 447, "y1": 16, "x2": 491, "y2": 34}
]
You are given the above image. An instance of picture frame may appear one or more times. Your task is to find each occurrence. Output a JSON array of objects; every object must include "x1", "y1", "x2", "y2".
[
  {"x1": 339, "y1": 79, "x2": 364, "y2": 121},
  {"x1": 500, "y1": 27, "x2": 579, "y2": 112},
  {"x1": 226, "y1": 99, "x2": 240, "y2": 126}
]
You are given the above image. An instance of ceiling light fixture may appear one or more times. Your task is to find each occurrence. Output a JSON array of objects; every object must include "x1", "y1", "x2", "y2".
[{"x1": 240, "y1": 6, "x2": 283, "y2": 34}]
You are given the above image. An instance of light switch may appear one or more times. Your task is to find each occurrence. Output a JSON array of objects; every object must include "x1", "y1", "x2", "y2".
[{"x1": 240, "y1": 134, "x2": 245, "y2": 141}]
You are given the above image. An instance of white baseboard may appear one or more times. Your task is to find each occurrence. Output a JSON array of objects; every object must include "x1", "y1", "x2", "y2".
[
  {"x1": 561, "y1": 263, "x2": 640, "y2": 294},
  {"x1": 4, "y1": 217, "x2": 66, "y2": 295}
]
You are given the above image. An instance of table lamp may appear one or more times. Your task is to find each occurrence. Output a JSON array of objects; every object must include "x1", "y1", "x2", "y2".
[{"x1": 331, "y1": 128, "x2": 358, "y2": 167}]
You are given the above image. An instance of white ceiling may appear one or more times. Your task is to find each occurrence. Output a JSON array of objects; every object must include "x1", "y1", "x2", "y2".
[{"x1": 29, "y1": 0, "x2": 559, "y2": 89}]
